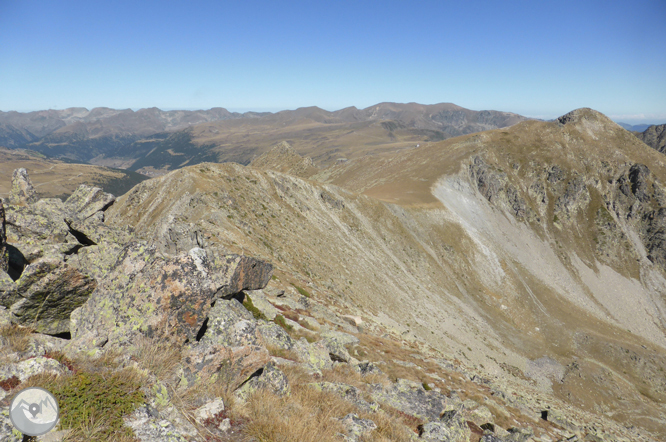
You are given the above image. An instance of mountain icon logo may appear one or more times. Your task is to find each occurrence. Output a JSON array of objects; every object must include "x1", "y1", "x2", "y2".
[{"x1": 9, "y1": 387, "x2": 59, "y2": 436}]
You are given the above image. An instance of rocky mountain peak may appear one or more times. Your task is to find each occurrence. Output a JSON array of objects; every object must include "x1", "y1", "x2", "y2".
[
  {"x1": 556, "y1": 107, "x2": 615, "y2": 127},
  {"x1": 249, "y1": 141, "x2": 319, "y2": 178}
]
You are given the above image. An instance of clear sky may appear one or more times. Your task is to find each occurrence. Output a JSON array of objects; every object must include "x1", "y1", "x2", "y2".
[{"x1": 1, "y1": 0, "x2": 665, "y2": 123}]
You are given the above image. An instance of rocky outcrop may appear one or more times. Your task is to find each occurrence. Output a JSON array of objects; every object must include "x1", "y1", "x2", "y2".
[
  {"x1": 0, "y1": 199, "x2": 7, "y2": 274},
  {"x1": 8, "y1": 257, "x2": 96, "y2": 334},
  {"x1": 7, "y1": 168, "x2": 37, "y2": 206},
  {"x1": 64, "y1": 184, "x2": 115, "y2": 219},
  {"x1": 69, "y1": 245, "x2": 273, "y2": 349},
  {"x1": 0, "y1": 172, "x2": 128, "y2": 334},
  {"x1": 636, "y1": 124, "x2": 666, "y2": 154},
  {"x1": 469, "y1": 156, "x2": 532, "y2": 221}
]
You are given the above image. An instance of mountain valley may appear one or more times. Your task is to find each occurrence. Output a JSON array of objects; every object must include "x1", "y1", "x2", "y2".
[{"x1": 0, "y1": 106, "x2": 665, "y2": 441}]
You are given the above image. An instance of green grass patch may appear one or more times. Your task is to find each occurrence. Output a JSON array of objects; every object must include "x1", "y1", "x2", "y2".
[
  {"x1": 243, "y1": 295, "x2": 267, "y2": 321},
  {"x1": 31, "y1": 369, "x2": 145, "y2": 440},
  {"x1": 291, "y1": 283, "x2": 311, "y2": 298},
  {"x1": 274, "y1": 314, "x2": 293, "y2": 332}
]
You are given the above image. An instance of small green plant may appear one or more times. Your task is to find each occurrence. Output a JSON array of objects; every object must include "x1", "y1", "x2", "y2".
[
  {"x1": 31, "y1": 368, "x2": 145, "y2": 440},
  {"x1": 274, "y1": 314, "x2": 293, "y2": 332},
  {"x1": 243, "y1": 295, "x2": 267, "y2": 321},
  {"x1": 291, "y1": 283, "x2": 311, "y2": 298}
]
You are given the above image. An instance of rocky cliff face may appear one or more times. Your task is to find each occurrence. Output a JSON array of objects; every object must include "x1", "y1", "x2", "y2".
[{"x1": 636, "y1": 123, "x2": 666, "y2": 154}]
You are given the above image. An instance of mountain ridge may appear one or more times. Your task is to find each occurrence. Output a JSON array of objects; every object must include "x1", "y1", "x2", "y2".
[
  {"x1": 0, "y1": 103, "x2": 530, "y2": 172},
  {"x1": 102, "y1": 107, "x2": 666, "y2": 438}
]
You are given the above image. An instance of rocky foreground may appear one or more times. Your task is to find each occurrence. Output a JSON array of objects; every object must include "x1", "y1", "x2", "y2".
[{"x1": 0, "y1": 168, "x2": 659, "y2": 442}]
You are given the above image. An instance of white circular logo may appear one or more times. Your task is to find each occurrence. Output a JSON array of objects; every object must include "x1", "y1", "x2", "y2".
[{"x1": 9, "y1": 387, "x2": 59, "y2": 436}]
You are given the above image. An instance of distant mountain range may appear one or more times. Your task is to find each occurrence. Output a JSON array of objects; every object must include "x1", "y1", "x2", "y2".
[
  {"x1": 0, "y1": 103, "x2": 528, "y2": 175},
  {"x1": 616, "y1": 122, "x2": 654, "y2": 132}
]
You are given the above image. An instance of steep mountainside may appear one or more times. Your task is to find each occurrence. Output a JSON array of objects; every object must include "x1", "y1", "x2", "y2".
[
  {"x1": 636, "y1": 124, "x2": 666, "y2": 154},
  {"x1": 0, "y1": 147, "x2": 146, "y2": 199},
  {"x1": 105, "y1": 109, "x2": 666, "y2": 439}
]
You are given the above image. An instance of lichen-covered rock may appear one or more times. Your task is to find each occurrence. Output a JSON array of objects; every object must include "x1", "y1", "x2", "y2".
[
  {"x1": 257, "y1": 321, "x2": 295, "y2": 350},
  {"x1": 420, "y1": 421, "x2": 466, "y2": 442},
  {"x1": 205, "y1": 250, "x2": 274, "y2": 298},
  {"x1": 309, "y1": 382, "x2": 378, "y2": 412},
  {"x1": 65, "y1": 216, "x2": 132, "y2": 246},
  {"x1": 353, "y1": 360, "x2": 384, "y2": 376},
  {"x1": 0, "y1": 199, "x2": 7, "y2": 274},
  {"x1": 69, "y1": 245, "x2": 273, "y2": 350},
  {"x1": 0, "y1": 356, "x2": 70, "y2": 382},
  {"x1": 124, "y1": 405, "x2": 189, "y2": 442},
  {"x1": 294, "y1": 338, "x2": 334, "y2": 373},
  {"x1": 178, "y1": 344, "x2": 270, "y2": 392},
  {"x1": 193, "y1": 398, "x2": 225, "y2": 424},
  {"x1": 340, "y1": 413, "x2": 377, "y2": 442},
  {"x1": 0, "y1": 270, "x2": 16, "y2": 309},
  {"x1": 64, "y1": 184, "x2": 115, "y2": 219},
  {"x1": 0, "y1": 408, "x2": 22, "y2": 442},
  {"x1": 0, "y1": 306, "x2": 10, "y2": 326},
  {"x1": 320, "y1": 330, "x2": 360, "y2": 363},
  {"x1": 468, "y1": 405, "x2": 494, "y2": 426},
  {"x1": 8, "y1": 168, "x2": 37, "y2": 206},
  {"x1": 370, "y1": 379, "x2": 449, "y2": 422},
  {"x1": 8, "y1": 256, "x2": 96, "y2": 334},
  {"x1": 202, "y1": 299, "x2": 261, "y2": 347},
  {"x1": 236, "y1": 361, "x2": 289, "y2": 400},
  {"x1": 4, "y1": 200, "x2": 74, "y2": 244},
  {"x1": 67, "y1": 242, "x2": 124, "y2": 282}
]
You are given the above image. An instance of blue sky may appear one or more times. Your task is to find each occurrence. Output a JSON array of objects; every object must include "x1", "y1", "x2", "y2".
[{"x1": 1, "y1": 0, "x2": 664, "y2": 123}]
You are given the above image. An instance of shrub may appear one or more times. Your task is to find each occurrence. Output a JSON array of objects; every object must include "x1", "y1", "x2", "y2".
[{"x1": 22, "y1": 368, "x2": 145, "y2": 440}]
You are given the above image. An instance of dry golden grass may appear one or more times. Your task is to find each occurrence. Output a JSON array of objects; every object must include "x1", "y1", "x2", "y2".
[
  {"x1": 358, "y1": 409, "x2": 416, "y2": 442},
  {"x1": 266, "y1": 344, "x2": 299, "y2": 361},
  {"x1": 129, "y1": 335, "x2": 182, "y2": 382},
  {"x1": 241, "y1": 384, "x2": 357, "y2": 442},
  {"x1": 0, "y1": 323, "x2": 33, "y2": 353}
]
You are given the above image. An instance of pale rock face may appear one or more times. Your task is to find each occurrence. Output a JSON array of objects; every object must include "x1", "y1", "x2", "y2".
[{"x1": 8, "y1": 168, "x2": 37, "y2": 206}]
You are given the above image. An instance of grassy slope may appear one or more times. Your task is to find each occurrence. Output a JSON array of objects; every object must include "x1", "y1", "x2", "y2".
[{"x1": 0, "y1": 147, "x2": 147, "y2": 199}]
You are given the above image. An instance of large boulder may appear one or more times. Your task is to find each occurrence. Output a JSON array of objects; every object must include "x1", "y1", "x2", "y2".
[
  {"x1": 7, "y1": 168, "x2": 37, "y2": 206},
  {"x1": 8, "y1": 256, "x2": 96, "y2": 334},
  {"x1": 177, "y1": 344, "x2": 271, "y2": 391},
  {"x1": 4, "y1": 199, "x2": 75, "y2": 244},
  {"x1": 64, "y1": 184, "x2": 116, "y2": 219},
  {"x1": 69, "y1": 244, "x2": 273, "y2": 350},
  {"x1": 369, "y1": 378, "x2": 450, "y2": 422}
]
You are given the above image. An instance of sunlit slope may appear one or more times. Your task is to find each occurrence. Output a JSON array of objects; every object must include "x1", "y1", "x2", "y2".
[
  {"x1": 106, "y1": 109, "x2": 666, "y2": 436},
  {"x1": 0, "y1": 147, "x2": 146, "y2": 199}
]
